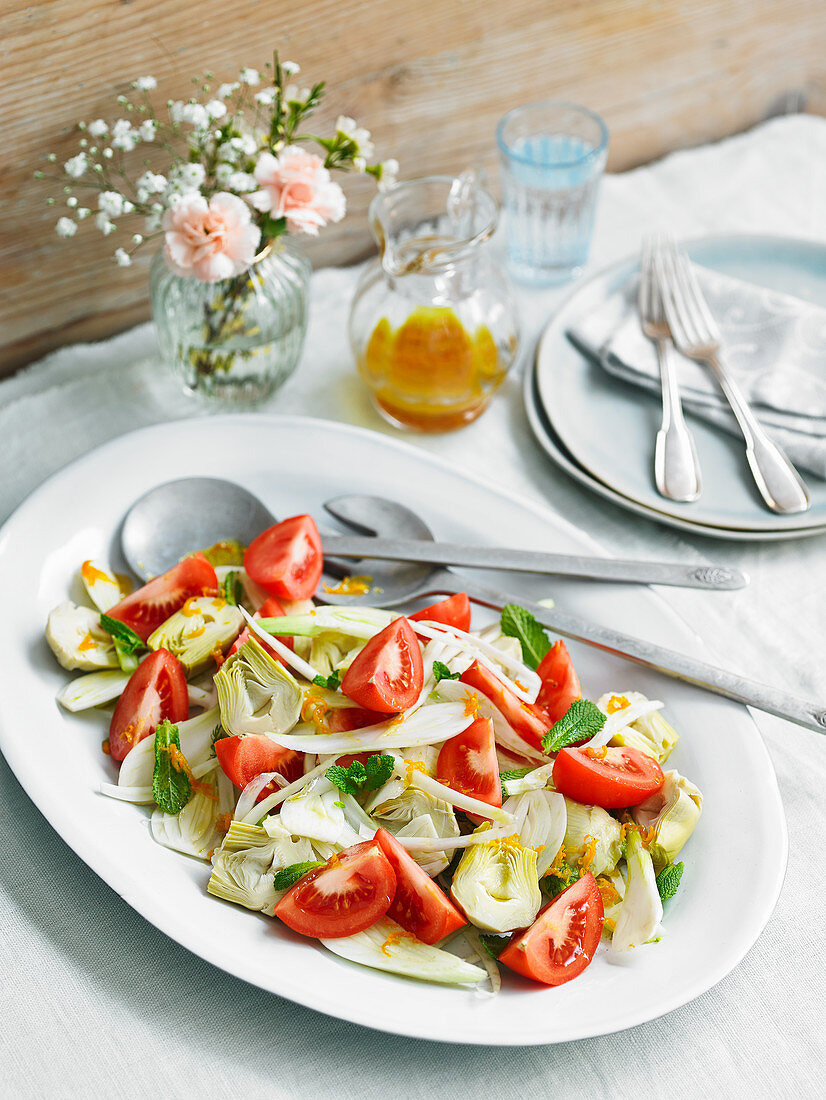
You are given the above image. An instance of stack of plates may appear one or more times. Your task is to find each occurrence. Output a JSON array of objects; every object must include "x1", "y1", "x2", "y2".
[{"x1": 525, "y1": 235, "x2": 826, "y2": 541}]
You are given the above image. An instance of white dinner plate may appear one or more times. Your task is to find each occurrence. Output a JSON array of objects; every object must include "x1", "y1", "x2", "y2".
[
  {"x1": 535, "y1": 234, "x2": 826, "y2": 535},
  {"x1": 0, "y1": 415, "x2": 787, "y2": 1045},
  {"x1": 525, "y1": 357, "x2": 826, "y2": 542}
]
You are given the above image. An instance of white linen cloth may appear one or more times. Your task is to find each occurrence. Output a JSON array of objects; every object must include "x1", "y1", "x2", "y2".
[
  {"x1": 1, "y1": 115, "x2": 825, "y2": 1099},
  {"x1": 569, "y1": 266, "x2": 826, "y2": 477}
]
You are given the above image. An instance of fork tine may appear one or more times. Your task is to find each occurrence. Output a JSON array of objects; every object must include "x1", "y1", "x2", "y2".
[
  {"x1": 638, "y1": 236, "x2": 653, "y2": 321},
  {"x1": 656, "y1": 240, "x2": 692, "y2": 349},
  {"x1": 675, "y1": 250, "x2": 720, "y2": 342}
]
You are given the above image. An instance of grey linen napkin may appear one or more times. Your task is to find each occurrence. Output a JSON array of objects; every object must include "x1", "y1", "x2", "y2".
[{"x1": 567, "y1": 265, "x2": 826, "y2": 479}]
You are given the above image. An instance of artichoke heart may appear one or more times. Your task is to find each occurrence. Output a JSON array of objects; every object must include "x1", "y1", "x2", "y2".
[
  {"x1": 601, "y1": 691, "x2": 679, "y2": 763},
  {"x1": 503, "y1": 789, "x2": 567, "y2": 877},
  {"x1": 214, "y1": 636, "x2": 302, "y2": 737},
  {"x1": 451, "y1": 825, "x2": 541, "y2": 933},
  {"x1": 633, "y1": 770, "x2": 702, "y2": 872},
  {"x1": 368, "y1": 782, "x2": 460, "y2": 877},
  {"x1": 563, "y1": 798, "x2": 624, "y2": 878},
  {"x1": 208, "y1": 819, "x2": 315, "y2": 912},
  {"x1": 46, "y1": 601, "x2": 119, "y2": 671},
  {"x1": 148, "y1": 596, "x2": 243, "y2": 674}
]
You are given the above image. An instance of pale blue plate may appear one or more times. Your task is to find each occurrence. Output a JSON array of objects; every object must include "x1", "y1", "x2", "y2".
[{"x1": 534, "y1": 235, "x2": 826, "y2": 535}]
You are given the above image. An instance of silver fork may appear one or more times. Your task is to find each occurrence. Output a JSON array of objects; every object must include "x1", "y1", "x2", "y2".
[
  {"x1": 658, "y1": 241, "x2": 811, "y2": 515},
  {"x1": 638, "y1": 236, "x2": 702, "y2": 502}
]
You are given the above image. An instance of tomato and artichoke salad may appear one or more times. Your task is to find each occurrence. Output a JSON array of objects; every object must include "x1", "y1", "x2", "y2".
[{"x1": 45, "y1": 514, "x2": 702, "y2": 992}]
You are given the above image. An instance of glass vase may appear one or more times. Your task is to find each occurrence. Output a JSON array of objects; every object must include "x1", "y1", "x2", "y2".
[{"x1": 151, "y1": 238, "x2": 311, "y2": 404}]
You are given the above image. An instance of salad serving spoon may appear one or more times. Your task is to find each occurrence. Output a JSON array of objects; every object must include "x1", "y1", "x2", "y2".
[
  {"x1": 119, "y1": 477, "x2": 746, "y2": 590},
  {"x1": 320, "y1": 494, "x2": 826, "y2": 735}
]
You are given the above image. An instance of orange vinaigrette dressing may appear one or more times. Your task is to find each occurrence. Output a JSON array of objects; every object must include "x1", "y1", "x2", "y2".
[{"x1": 358, "y1": 307, "x2": 506, "y2": 431}]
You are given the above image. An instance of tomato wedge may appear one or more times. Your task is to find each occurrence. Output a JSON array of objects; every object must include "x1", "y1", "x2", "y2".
[
  {"x1": 340, "y1": 617, "x2": 423, "y2": 713},
  {"x1": 409, "y1": 593, "x2": 471, "y2": 632},
  {"x1": 553, "y1": 745, "x2": 664, "y2": 808},
  {"x1": 436, "y1": 716, "x2": 502, "y2": 809},
  {"x1": 274, "y1": 840, "x2": 396, "y2": 938},
  {"x1": 107, "y1": 553, "x2": 218, "y2": 642},
  {"x1": 215, "y1": 734, "x2": 304, "y2": 797},
  {"x1": 460, "y1": 660, "x2": 549, "y2": 753},
  {"x1": 499, "y1": 873, "x2": 604, "y2": 986},
  {"x1": 227, "y1": 596, "x2": 295, "y2": 662},
  {"x1": 244, "y1": 515, "x2": 323, "y2": 601},
  {"x1": 533, "y1": 641, "x2": 582, "y2": 727},
  {"x1": 375, "y1": 829, "x2": 466, "y2": 944},
  {"x1": 108, "y1": 649, "x2": 188, "y2": 762}
]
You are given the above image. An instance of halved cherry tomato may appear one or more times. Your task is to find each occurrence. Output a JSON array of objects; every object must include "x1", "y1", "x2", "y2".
[
  {"x1": 553, "y1": 745, "x2": 664, "y2": 808},
  {"x1": 409, "y1": 593, "x2": 471, "y2": 632},
  {"x1": 533, "y1": 641, "x2": 582, "y2": 727},
  {"x1": 375, "y1": 829, "x2": 466, "y2": 944},
  {"x1": 436, "y1": 716, "x2": 502, "y2": 809},
  {"x1": 108, "y1": 649, "x2": 188, "y2": 762},
  {"x1": 341, "y1": 617, "x2": 423, "y2": 713},
  {"x1": 274, "y1": 839, "x2": 396, "y2": 938},
  {"x1": 499, "y1": 873, "x2": 604, "y2": 986},
  {"x1": 327, "y1": 708, "x2": 387, "y2": 735},
  {"x1": 460, "y1": 660, "x2": 548, "y2": 753},
  {"x1": 215, "y1": 734, "x2": 304, "y2": 798},
  {"x1": 244, "y1": 515, "x2": 323, "y2": 601},
  {"x1": 107, "y1": 553, "x2": 218, "y2": 642},
  {"x1": 227, "y1": 596, "x2": 295, "y2": 662}
]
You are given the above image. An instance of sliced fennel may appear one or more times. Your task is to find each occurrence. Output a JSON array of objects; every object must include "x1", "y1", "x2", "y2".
[
  {"x1": 612, "y1": 829, "x2": 663, "y2": 952},
  {"x1": 501, "y1": 761, "x2": 555, "y2": 797},
  {"x1": 214, "y1": 637, "x2": 303, "y2": 738},
  {"x1": 278, "y1": 777, "x2": 363, "y2": 847},
  {"x1": 412, "y1": 620, "x2": 540, "y2": 703},
  {"x1": 118, "y1": 706, "x2": 220, "y2": 789},
  {"x1": 259, "y1": 606, "x2": 394, "y2": 640},
  {"x1": 503, "y1": 789, "x2": 567, "y2": 877},
  {"x1": 46, "y1": 602, "x2": 119, "y2": 671},
  {"x1": 79, "y1": 560, "x2": 124, "y2": 613},
  {"x1": 633, "y1": 770, "x2": 702, "y2": 872},
  {"x1": 451, "y1": 826, "x2": 541, "y2": 933},
  {"x1": 151, "y1": 766, "x2": 236, "y2": 861},
  {"x1": 147, "y1": 596, "x2": 243, "y2": 674},
  {"x1": 598, "y1": 692, "x2": 678, "y2": 762},
  {"x1": 320, "y1": 918, "x2": 486, "y2": 985},
  {"x1": 57, "y1": 668, "x2": 131, "y2": 712}
]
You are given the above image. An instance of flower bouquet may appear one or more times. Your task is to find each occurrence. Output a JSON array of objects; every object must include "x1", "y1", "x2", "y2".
[{"x1": 41, "y1": 57, "x2": 398, "y2": 401}]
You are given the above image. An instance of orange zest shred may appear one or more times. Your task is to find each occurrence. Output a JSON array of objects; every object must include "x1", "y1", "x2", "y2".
[
  {"x1": 78, "y1": 632, "x2": 98, "y2": 652},
  {"x1": 192, "y1": 779, "x2": 217, "y2": 800},
  {"x1": 216, "y1": 812, "x2": 232, "y2": 834},
  {"x1": 211, "y1": 597, "x2": 227, "y2": 609},
  {"x1": 462, "y1": 689, "x2": 479, "y2": 719},
  {"x1": 596, "y1": 875, "x2": 621, "y2": 908},
  {"x1": 181, "y1": 598, "x2": 202, "y2": 617},
  {"x1": 603, "y1": 918, "x2": 616, "y2": 935},
  {"x1": 404, "y1": 759, "x2": 428, "y2": 784},
  {"x1": 584, "y1": 745, "x2": 608, "y2": 760},
  {"x1": 120, "y1": 722, "x2": 137, "y2": 745},
  {"x1": 101, "y1": 738, "x2": 111, "y2": 755},
  {"x1": 301, "y1": 691, "x2": 331, "y2": 733},
  {"x1": 579, "y1": 834, "x2": 598, "y2": 872},
  {"x1": 606, "y1": 694, "x2": 630, "y2": 714},
  {"x1": 81, "y1": 560, "x2": 112, "y2": 585},
  {"x1": 187, "y1": 626, "x2": 207, "y2": 638},
  {"x1": 212, "y1": 648, "x2": 226, "y2": 669},
  {"x1": 323, "y1": 575, "x2": 372, "y2": 596},
  {"x1": 380, "y1": 929, "x2": 412, "y2": 956}
]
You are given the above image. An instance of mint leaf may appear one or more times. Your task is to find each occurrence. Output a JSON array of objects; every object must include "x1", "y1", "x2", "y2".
[
  {"x1": 433, "y1": 661, "x2": 460, "y2": 683},
  {"x1": 499, "y1": 767, "x2": 532, "y2": 801},
  {"x1": 479, "y1": 933, "x2": 509, "y2": 959},
  {"x1": 99, "y1": 613, "x2": 145, "y2": 656},
  {"x1": 152, "y1": 720, "x2": 192, "y2": 815},
  {"x1": 312, "y1": 669, "x2": 342, "y2": 691},
  {"x1": 499, "y1": 604, "x2": 551, "y2": 669},
  {"x1": 221, "y1": 570, "x2": 242, "y2": 606},
  {"x1": 655, "y1": 861, "x2": 684, "y2": 902},
  {"x1": 364, "y1": 753, "x2": 395, "y2": 792},
  {"x1": 326, "y1": 754, "x2": 394, "y2": 797},
  {"x1": 273, "y1": 861, "x2": 325, "y2": 891},
  {"x1": 542, "y1": 699, "x2": 605, "y2": 754},
  {"x1": 211, "y1": 722, "x2": 229, "y2": 753}
]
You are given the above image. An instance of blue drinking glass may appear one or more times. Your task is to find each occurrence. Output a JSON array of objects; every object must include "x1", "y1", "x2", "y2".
[{"x1": 497, "y1": 101, "x2": 609, "y2": 284}]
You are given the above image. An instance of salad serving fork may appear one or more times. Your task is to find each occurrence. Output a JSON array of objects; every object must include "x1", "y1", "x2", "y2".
[
  {"x1": 639, "y1": 236, "x2": 702, "y2": 502},
  {"x1": 657, "y1": 241, "x2": 811, "y2": 515}
]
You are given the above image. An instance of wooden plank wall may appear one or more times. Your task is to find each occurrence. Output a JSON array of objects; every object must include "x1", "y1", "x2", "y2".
[{"x1": 2, "y1": 0, "x2": 825, "y2": 376}]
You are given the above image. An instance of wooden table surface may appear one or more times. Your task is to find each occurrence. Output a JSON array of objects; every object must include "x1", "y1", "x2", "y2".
[{"x1": 3, "y1": 0, "x2": 825, "y2": 376}]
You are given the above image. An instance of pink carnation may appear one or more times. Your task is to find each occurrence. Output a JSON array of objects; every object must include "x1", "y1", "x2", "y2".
[
  {"x1": 251, "y1": 146, "x2": 346, "y2": 236},
  {"x1": 162, "y1": 192, "x2": 261, "y2": 282}
]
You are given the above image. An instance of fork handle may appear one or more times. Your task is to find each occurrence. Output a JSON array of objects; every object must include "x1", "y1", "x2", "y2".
[
  {"x1": 654, "y1": 337, "x2": 702, "y2": 502},
  {"x1": 707, "y1": 353, "x2": 810, "y2": 515},
  {"x1": 440, "y1": 573, "x2": 826, "y2": 734}
]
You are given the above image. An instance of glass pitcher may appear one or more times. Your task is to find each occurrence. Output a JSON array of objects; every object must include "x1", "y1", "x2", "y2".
[{"x1": 349, "y1": 174, "x2": 520, "y2": 431}]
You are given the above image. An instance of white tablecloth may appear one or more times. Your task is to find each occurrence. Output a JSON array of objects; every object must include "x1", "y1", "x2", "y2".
[{"x1": 1, "y1": 114, "x2": 824, "y2": 1099}]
